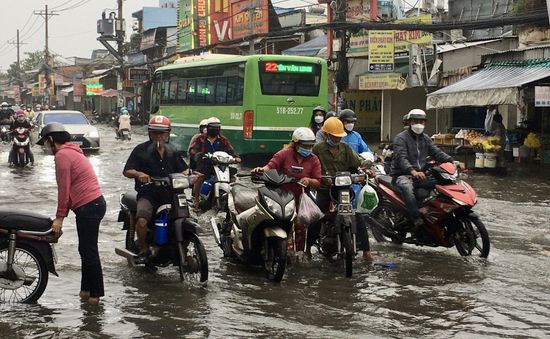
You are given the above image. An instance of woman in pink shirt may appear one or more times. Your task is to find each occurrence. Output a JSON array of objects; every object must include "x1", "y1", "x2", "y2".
[{"x1": 37, "y1": 122, "x2": 105, "y2": 305}]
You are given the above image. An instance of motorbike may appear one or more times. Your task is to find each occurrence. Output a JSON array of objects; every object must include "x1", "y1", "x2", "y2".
[
  {"x1": 10, "y1": 127, "x2": 32, "y2": 167},
  {"x1": 210, "y1": 169, "x2": 296, "y2": 282},
  {"x1": 367, "y1": 162, "x2": 490, "y2": 258},
  {"x1": 117, "y1": 128, "x2": 132, "y2": 141},
  {"x1": 0, "y1": 208, "x2": 59, "y2": 303},
  {"x1": 115, "y1": 173, "x2": 209, "y2": 286},
  {"x1": 0, "y1": 123, "x2": 11, "y2": 142},
  {"x1": 197, "y1": 151, "x2": 239, "y2": 212},
  {"x1": 313, "y1": 172, "x2": 367, "y2": 278}
]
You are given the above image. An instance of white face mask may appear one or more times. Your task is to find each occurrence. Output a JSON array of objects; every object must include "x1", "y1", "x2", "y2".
[
  {"x1": 411, "y1": 123, "x2": 425, "y2": 135},
  {"x1": 344, "y1": 123, "x2": 354, "y2": 132},
  {"x1": 314, "y1": 116, "x2": 324, "y2": 124}
]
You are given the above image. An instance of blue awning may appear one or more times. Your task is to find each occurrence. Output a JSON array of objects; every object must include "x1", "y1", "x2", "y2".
[{"x1": 282, "y1": 35, "x2": 326, "y2": 57}]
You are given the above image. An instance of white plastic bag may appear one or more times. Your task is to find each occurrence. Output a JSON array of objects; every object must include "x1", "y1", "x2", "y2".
[
  {"x1": 296, "y1": 189, "x2": 324, "y2": 225},
  {"x1": 356, "y1": 184, "x2": 379, "y2": 214}
]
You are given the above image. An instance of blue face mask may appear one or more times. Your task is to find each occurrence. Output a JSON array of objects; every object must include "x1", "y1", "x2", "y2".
[
  {"x1": 326, "y1": 137, "x2": 339, "y2": 147},
  {"x1": 297, "y1": 146, "x2": 312, "y2": 157}
]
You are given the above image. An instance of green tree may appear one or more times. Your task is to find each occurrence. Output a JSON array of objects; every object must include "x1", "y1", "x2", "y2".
[{"x1": 6, "y1": 51, "x2": 56, "y2": 84}]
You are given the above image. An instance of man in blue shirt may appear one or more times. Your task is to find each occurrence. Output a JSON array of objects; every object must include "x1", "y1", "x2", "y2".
[{"x1": 339, "y1": 109, "x2": 371, "y2": 154}]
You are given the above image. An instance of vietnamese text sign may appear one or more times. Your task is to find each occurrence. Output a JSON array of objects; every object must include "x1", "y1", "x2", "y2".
[
  {"x1": 211, "y1": 0, "x2": 232, "y2": 43},
  {"x1": 128, "y1": 68, "x2": 150, "y2": 81},
  {"x1": 535, "y1": 86, "x2": 550, "y2": 107},
  {"x1": 359, "y1": 72, "x2": 405, "y2": 90},
  {"x1": 231, "y1": 0, "x2": 268, "y2": 40},
  {"x1": 177, "y1": 0, "x2": 194, "y2": 51},
  {"x1": 86, "y1": 84, "x2": 104, "y2": 96},
  {"x1": 197, "y1": 0, "x2": 210, "y2": 47},
  {"x1": 368, "y1": 31, "x2": 394, "y2": 72},
  {"x1": 343, "y1": 90, "x2": 382, "y2": 132}
]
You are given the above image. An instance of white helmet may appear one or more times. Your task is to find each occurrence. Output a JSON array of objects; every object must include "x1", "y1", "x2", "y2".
[
  {"x1": 206, "y1": 117, "x2": 221, "y2": 126},
  {"x1": 292, "y1": 127, "x2": 316, "y2": 145},
  {"x1": 0, "y1": 102, "x2": 8, "y2": 107},
  {"x1": 199, "y1": 119, "x2": 208, "y2": 126},
  {"x1": 407, "y1": 109, "x2": 427, "y2": 120}
]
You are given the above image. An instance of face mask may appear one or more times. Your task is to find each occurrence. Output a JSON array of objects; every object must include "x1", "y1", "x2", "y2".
[
  {"x1": 314, "y1": 116, "x2": 324, "y2": 124},
  {"x1": 344, "y1": 123, "x2": 354, "y2": 132},
  {"x1": 207, "y1": 127, "x2": 220, "y2": 137},
  {"x1": 297, "y1": 146, "x2": 312, "y2": 157},
  {"x1": 326, "y1": 137, "x2": 339, "y2": 147},
  {"x1": 411, "y1": 123, "x2": 425, "y2": 135},
  {"x1": 17, "y1": 117, "x2": 25, "y2": 122}
]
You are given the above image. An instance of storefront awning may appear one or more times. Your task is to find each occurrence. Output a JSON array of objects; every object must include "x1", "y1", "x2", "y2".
[
  {"x1": 282, "y1": 35, "x2": 326, "y2": 57},
  {"x1": 426, "y1": 61, "x2": 550, "y2": 109}
]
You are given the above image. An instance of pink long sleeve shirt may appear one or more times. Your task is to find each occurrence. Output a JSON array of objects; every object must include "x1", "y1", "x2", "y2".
[{"x1": 55, "y1": 143, "x2": 103, "y2": 218}]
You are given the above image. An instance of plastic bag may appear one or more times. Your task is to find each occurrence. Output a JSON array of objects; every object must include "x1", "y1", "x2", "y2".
[
  {"x1": 356, "y1": 184, "x2": 379, "y2": 214},
  {"x1": 296, "y1": 189, "x2": 324, "y2": 225}
]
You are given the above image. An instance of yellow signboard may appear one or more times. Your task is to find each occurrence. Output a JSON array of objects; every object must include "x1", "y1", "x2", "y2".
[
  {"x1": 343, "y1": 90, "x2": 382, "y2": 133},
  {"x1": 368, "y1": 31, "x2": 394, "y2": 72},
  {"x1": 358, "y1": 73, "x2": 406, "y2": 90}
]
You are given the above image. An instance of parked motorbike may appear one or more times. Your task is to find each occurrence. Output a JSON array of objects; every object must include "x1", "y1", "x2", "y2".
[
  {"x1": 211, "y1": 169, "x2": 296, "y2": 282},
  {"x1": 115, "y1": 173, "x2": 209, "y2": 285},
  {"x1": 313, "y1": 172, "x2": 367, "y2": 278},
  {"x1": 10, "y1": 127, "x2": 32, "y2": 167},
  {"x1": 0, "y1": 209, "x2": 59, "y2": 303},
  {"x1": 0, "y1": 123, "x2": 11, "y2": 142},
  {"x1": 367, "y1": 162, "x2": 490, "y2": 258},
  {"x1": 197, "y1": 151, "x2": 238, "y2": 212}
]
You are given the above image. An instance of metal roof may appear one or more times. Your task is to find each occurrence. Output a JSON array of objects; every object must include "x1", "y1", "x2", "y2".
[{"x1": 426, "y1": 61, "x2": 550, "y2": 108}]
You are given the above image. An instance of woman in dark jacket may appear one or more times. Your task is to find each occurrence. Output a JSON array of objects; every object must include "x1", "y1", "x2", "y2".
[{"x1": 309, "y1": 106, "x2": 326, "y2": 135}]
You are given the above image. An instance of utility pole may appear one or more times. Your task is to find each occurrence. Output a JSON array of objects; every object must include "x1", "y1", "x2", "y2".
[
  {"x1": 335, "y1": 0, "x2": 348, "y2": 110},
  {"x1": 116, "y1": 0, "x2": 125, "y2": 110},
  {"x1": 7, "y1": 29, "x2": 28, "y2": 83},
  {"x1": 248, "y1": 0, "x2": 255, "y2": 55},
  {"x1": 34, "y1": 5, "x2": 59, "y2": 105}
]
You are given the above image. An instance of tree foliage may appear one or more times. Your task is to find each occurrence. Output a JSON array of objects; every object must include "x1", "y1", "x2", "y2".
[{"x1": 6, "y1": 51, "x2": 49, "y2": 84}]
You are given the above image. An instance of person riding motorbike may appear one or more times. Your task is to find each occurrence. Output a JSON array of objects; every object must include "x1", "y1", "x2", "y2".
[
  {"x1": 9, "y1": 110, "x2": 34, "y2": 165},
  {"x1": 0, "y1": 102, "x2": 15, "y2": 123},
  {"x1": 26, "y1": 106, "x2": 34, "y2": 119},
  {"x1": 309, "y1": 106, "x2": 326, "y2": 135},
  {"x1": 35, "y1": 104, "x2": 42, "y2": 112},
  {"x1": 315, "y1": 110, "x2": 337, "y2": 144},
  {"x1": 390, "y1": 109, "x2": 460, "y2": 232},
  {"x1": 307, "y1": 117, "x2": 374, "y2": 261},
  {"x1": 187, "y1": 118, "x2": 209, "y2": 170},
  {"x1": 122, "y1": 115, "x2": 190, "y2": 259},
  {"x1": 253, "y1": 127, "x2": 322, "y2": 252},
  {"x1": 189, "y1": 117, "x2": 241, "y2": 211},
  {"x1": 339, "y1": 109, "x2": 372, "y2": 154},
  {"x1": 117, "y1": 108, "x2": 131, "y2": 138}
]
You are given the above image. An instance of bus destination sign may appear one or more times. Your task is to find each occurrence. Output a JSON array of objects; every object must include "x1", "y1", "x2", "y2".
[{"x1": 264, "y1": 62, "x2": 313, "y2": 74}]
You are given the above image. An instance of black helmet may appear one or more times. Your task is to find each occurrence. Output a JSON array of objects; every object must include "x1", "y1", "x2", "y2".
[
  {"x1": 339, "y1": 109, "x2": 357, "y2": 122},
  {"x1": 36, "y1": 122, "x2": 70, "y2": 145},
  {"x1": 325, "y1": 110, "x2": 337, "y2": 119},
  {"x1": 313, "y1": 105, "x2": 326, "y2": 114}
]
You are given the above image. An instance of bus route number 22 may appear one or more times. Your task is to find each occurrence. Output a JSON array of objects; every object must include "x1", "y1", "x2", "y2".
[{"x1": 276, "y1": 107, "x2": 304, "y2": 115}]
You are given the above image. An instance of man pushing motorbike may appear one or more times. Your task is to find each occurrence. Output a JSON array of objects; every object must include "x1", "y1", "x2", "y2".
[
  {"x1": 390, "y1": 109, "x2": 461, "y2": 234},
  {"x1": 123, "y1": 115, "x2": 189, "y2": 261}
]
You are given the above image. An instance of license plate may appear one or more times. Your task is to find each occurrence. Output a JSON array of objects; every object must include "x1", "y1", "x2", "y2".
[
  {"x1": 178, "y1": 194, "x2": 187, "y2": 207},
  {"x1": 73, "y1": 141, "x2": 83, "y2": 145}
]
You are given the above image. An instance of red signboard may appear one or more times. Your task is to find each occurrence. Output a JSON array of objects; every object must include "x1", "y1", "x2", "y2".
[
  {"x1": 210, "y1": 0, "x2": 231, "y2": 43},
  {"x1": 231, "y1": 0, "x2": 268, "y2": 40}
]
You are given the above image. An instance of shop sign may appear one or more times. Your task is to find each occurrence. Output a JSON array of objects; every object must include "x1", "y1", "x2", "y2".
[
  {"x1": 211, "y1": 0, "x2": 231, "y2": 43},
  {"x1": 128, "y1": 68, "x2": 149, "y2": 81},
  {"x1": 74, "y1": 96, "x2": 82, "y2": 103},
  {"x1": 231, "y1": 0, "x2": 269, "y2": 40},
  {"x1": 32, "y1": 86, "x2": 40, "y2": 97},
  {"x1": 358, "y1": 72, "x2": 405, "y2": 90},
  {"x1": 38, "y1": 74, "x2": 46, "y2": 95},
  {"x1": 197, "y1": 0, "x2": 210, "y2": 47},
  {"x1": 13, "y1": 85, "x2": 20, "y2": 103},
  {"x1": 535, "y1": 86, "x2": 550, "y2": 106},
  {"x1": 346, "y1": 0, "x2": 398, "y2": 22},
  {"x1": 73, "y1": 78, "x2": 85, "y2": 97},
  {"x1": 178, "y1": 0, "x2": 194, "y2": 51},
  {"x1": 368, "y1": 30, "x2": 394, "y2": 72},
  {"x1": 343, "y1": 90, "x2": 382, "y2": 132},
  {"x1": 86, "y1": 84, "x2": 104, "y2": 96}
]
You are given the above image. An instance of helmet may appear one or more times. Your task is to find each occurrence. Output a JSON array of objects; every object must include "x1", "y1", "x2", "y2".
[
  {"x1": 148, "y1": 115, "x2": 171, "y2": 132},
  {"x1": 339, "y1": 109, "x2": 357, "y2": 122},
  {"x1": 1, "y1": 102, "x2": 9, "y2": 107},
  {"x1": 292, "y1": 127, "x2": 316, "y2": 145},
  {"x1": 402, "y1": 113, "x2": 410, "y2": 122},
  {"x1": 120, "y1": 108, "x2": 129, "y2": 115},
  {"x1": 16, "y1": 110, "x2": 25, "y2": 117},
  {"x1": 199, "y1": 119, "x2": 208, "y2": 127},
  {"x1": 325, "y1": 111, "x2": 337, "y2": 119},
  {"x1": 36, "y1": 122, "x2": 70, "y2": 145},
  {"x1": 322, "y1": 117, "x2": 347, "y2": 137},
  {"x1": 407, "y1": 109, "x2": 426, "y2": 120},
  {"x1": 312, "y1": 105, "x2": 326, "y2": 113},
  {"x1": 206, "y1": 117, "x2": 221, "y2": 126}
]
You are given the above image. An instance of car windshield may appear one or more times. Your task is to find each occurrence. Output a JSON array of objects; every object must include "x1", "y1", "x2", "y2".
[{"x1": 44, "y1": 113, "x2": 88, "y2": 125}]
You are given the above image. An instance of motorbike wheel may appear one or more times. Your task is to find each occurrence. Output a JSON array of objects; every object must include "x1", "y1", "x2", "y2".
[
  {"x1": 0, "y1": 243, "x2": 49, "y2": 303},
  {"x1": 178, "y1": 233, "x2": 208, "y2": 286},
  {"x1": 342, "y1": 229, "x2": 354, "y2": 278},
  {"x1": 263, "y1": 237, "x2": 287, "y2": 282},
  {"x1": 370, "y1": 202, "x2": 407, "y2": 244},
  {"x1": 17, "y1": 151, "x2": 26, "y2": 167},
  {"x1": 454, "y1": 216, "x2": 490, "y2": 258}
]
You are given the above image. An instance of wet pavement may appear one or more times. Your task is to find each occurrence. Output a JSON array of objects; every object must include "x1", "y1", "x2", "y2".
[{"x1": 1, "y1": 125, "x2": 549, "y2": 338}]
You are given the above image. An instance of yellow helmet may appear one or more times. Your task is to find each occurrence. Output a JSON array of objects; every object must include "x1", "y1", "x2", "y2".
[{"x1": 322, "y1": 117, "x2": 347, "y2": 137}]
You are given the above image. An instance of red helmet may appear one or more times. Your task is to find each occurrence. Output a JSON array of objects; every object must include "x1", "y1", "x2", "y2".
[
  {"x1": 16, "y1": 110, "x2": 25, "y2": 117},
  {"x1": 148, "y1": 115, "x2": 171, "y2": 132}
]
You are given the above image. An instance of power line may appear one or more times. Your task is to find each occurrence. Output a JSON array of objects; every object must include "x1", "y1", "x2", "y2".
[{"x1": 55, "y1": 0, "x2": 92, "y2": 12}]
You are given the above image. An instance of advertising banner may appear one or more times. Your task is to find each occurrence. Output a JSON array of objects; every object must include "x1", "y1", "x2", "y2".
[
  {"x1": 535, "y1": 86, "x2": 550, "y2": 107},
  {"x1": 197, "y1": 0, "x2": 210, "y2": 47},
  {"x1": 368, "y1": 30, "x2": 394, "y2": 72},
  {"x1": 231, "y1": 0, "x2": 268, "y2": 40},
  {"x1": 358, "y1": 72, "x2": 406, "y2": 90},
  {"x1": 210, "y1": 0, "x2": 232, "y2": 44},
  {"x1": 177, "y1": 0, "x2": 194, "y2": 52}
]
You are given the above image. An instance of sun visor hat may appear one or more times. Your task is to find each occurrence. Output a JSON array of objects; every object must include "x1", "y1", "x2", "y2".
[{"x1": 36, "y1": 122, "x2": 70, "y2": 145}]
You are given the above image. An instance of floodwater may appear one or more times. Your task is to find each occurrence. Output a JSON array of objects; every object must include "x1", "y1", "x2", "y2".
[{"x1": 1, "y1": 125, "x2": 549, "y2": 338}]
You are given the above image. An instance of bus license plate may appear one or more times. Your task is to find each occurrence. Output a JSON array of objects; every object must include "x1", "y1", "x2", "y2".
[{"x1": 276, "y1": 107, "x2": 303, "y2": 115}]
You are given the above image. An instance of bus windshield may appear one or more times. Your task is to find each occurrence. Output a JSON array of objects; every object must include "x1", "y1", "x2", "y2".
[{"x1": 258, "y1": 61, "x2": 321, "y2": 96}]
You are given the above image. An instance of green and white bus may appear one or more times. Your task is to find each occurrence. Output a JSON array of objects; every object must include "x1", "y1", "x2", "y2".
[{"x1": 151, "y1": 54, "x2": 328, "y2": 156}]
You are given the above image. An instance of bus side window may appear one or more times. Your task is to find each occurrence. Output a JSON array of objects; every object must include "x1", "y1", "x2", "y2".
[
  {"x1": 177, "y1": 79, "x2": 188, "y2": 104},
  {"x1": 226, "y1": 76, "x2": 244, "y2": 105},
  {"x1": 196, "y1": 78, "x2": 207, "y2": 104},
  {"x1": 205, "y1": 78, "x2": 216, "y2": 104},
  {"x1": 187, "y1": 79, "x2": 196, "y2": 105},
  {"x1": 169, "y1": 81, "x2": 178, "y2": 104},
  {"x1": 216, "y1": 77, "x2": 228, "y2": 104},
  {"x1": 161, "y1": 80, "x2": 170, "y2": 104}
]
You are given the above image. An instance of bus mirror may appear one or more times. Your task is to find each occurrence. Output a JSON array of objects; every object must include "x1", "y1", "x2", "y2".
[{"x1": 152, "y1": 104, "x2": 159, "y2": 113}]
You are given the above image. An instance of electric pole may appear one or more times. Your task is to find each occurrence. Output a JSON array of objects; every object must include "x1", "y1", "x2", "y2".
[
  {"x1": 335, "y1": 0, "x2": 348, "y2": 109},
  {"x1": 34, "y1": 5, "x2": 59, "y2": 105},
  {"x1": 7, "y1": 29, "x2": 28, "y2": 84},
  {"x1": 116, "y1": 0, "x2": 125, "y2": 110},
  {"x1": 248, "y1": 0, "x2": 254, "y2": 55}
]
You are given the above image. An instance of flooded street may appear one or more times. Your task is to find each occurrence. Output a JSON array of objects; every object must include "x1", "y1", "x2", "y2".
[{"x1": 1, "y1": 125, "x2": 549, "y2": 338}]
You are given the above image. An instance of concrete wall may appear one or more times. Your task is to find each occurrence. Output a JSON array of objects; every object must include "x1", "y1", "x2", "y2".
[{"x1": 381, "y1": 87, "x2": 429, "y2": 141}]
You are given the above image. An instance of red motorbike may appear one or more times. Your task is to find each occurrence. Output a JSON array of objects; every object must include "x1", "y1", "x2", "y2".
[{"x1": 367, "y1": 162, "x2": 490, "y2": 258}]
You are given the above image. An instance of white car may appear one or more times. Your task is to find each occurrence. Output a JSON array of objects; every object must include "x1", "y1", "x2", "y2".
[{"x1": 33, "y1": 110, "x2": 100, "y2": 151}]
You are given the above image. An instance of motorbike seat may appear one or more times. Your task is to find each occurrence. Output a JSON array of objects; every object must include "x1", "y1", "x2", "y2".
[
  {"x1": 377, "y1": 175, "x2": 396, "y2": 190},
  {"x1": 0, "y1": 208, "x2": 52, "y2": 232},
  {"x1": 231, "y1": 184, "x2": 257, "y2": 214},
  {"x1": 121, "y1": 192, "x2": 138, "y2": 212}
]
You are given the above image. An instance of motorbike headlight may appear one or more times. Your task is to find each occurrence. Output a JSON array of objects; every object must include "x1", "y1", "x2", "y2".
[
  {"x1": 263, "y1": 196, "x2": 282, "y2": 218},
  {"x1": 172, "y1": 177, "x2": 191, "y2": 189},
  {"x1": 340, "y1": 191, "x2": 351, "y2": 204},
  {"x1": 284, "y1": 199, "x2": 295, "y2": 218},
  {"x1": 1, "y1": 126, "x2": 6, "y2": 132},
  {"x1": 334, "y1": 176, "x2": 352, "y2": 186},
  {"x1": 86, "y1": 129, "x2": 99, "y2": 138}
]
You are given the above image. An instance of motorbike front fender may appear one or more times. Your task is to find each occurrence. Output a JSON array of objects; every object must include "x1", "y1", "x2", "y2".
[
  {"x1": 173, "y1": 218, "x2": 199, "y2": 241},
  {"x1": 18, "y1": 240, "x2": 58, "y2": 277},
  {"x1": 263, "y1": 227, "x2": 287, "y2": 239}
]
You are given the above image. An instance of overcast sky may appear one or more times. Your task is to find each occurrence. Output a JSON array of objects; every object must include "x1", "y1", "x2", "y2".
[{"x1": 0, "y1": 0, "x2": 159, "y2": 71}]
